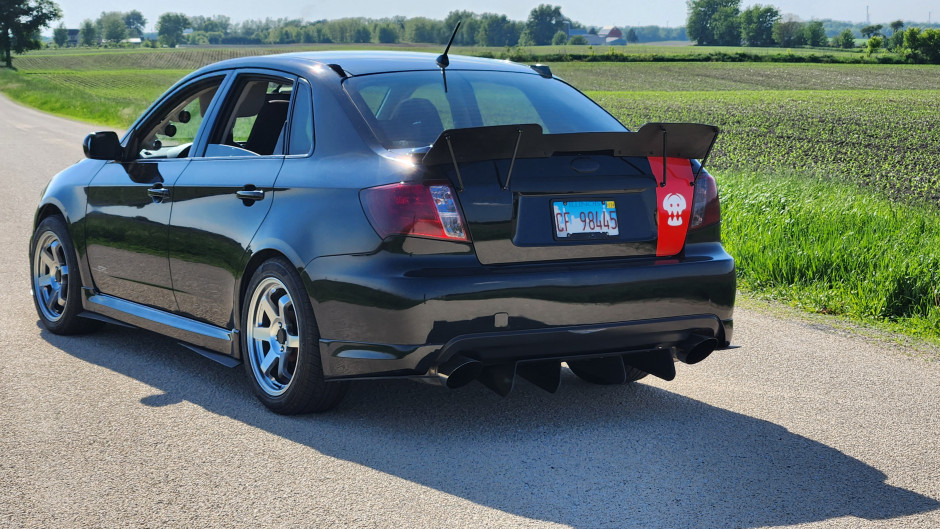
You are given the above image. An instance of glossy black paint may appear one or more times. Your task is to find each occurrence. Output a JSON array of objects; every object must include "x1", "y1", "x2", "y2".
[{"x1": 32, "y1": 51, "x2": 736, "y2": 387}]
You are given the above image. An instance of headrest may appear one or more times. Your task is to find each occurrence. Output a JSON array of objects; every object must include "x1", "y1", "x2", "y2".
[{"x1": 235, "y1": 82, "x2": 270, "y2": 118}]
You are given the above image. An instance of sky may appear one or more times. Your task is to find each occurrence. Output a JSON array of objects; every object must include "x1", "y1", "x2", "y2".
[{"x1": 50, "y1": 1, "x2": 939, "y2": 32}]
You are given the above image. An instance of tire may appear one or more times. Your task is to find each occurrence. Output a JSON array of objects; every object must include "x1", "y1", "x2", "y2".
[
  {"x1": 241, "y1": 258, "x2": 348, "y2": 414},
  {"x1": 567, "y1": 357, "x2": 648, "y2": 385},
  {"x1": 30, "y1": 215, "x2": 102, "y2": 335}
]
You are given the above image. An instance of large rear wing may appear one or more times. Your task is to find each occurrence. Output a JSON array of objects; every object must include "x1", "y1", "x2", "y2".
[{"x1": 421, "y1": 122, "x2": 719, "y2": 190}]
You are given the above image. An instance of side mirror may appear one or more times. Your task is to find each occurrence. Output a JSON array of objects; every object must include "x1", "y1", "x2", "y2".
[{"x1": 83, "y1": 131, "x2": 124, "y2": 160}]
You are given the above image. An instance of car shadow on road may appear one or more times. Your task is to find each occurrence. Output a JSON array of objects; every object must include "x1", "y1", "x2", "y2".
[{"x1": 43, "y1": 324, "x2": 940, "y2": 529}]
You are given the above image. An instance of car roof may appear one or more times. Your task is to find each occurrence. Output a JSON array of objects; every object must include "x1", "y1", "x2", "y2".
[{"x1": 189, "y1": 50, "x2": 537, "y2": 78}]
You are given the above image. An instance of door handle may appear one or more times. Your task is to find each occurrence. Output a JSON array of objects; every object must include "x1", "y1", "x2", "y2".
[
  {"x1": 147, "y1": 185, "x2": 170, "y2": 200},
  {"x1": 236, "y1": 189, "x2": 265, "y2": 201}
]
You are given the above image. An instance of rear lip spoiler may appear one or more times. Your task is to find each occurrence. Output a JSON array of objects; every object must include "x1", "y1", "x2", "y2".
[{"x1": 421, "y1": 122, "x2": 719, "y2": 188}]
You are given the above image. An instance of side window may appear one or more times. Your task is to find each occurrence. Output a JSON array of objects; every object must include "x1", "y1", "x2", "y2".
[
  {"x1": 205, "y1": 76, "x2": 294, "y2": 157},
  {"x1": 137, "y1": 76, "x2": 224, "y2": 159},
  {"x1": 288, "y1": 81, "x2": 313, "y2": 155}
]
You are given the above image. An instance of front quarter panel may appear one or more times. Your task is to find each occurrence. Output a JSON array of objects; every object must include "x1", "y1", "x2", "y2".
[{"x1": 33, "y1": 158, "x2": 108, "y2": 291}]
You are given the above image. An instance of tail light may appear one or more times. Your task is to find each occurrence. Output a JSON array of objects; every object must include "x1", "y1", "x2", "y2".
[
  {"x1": 360, "y1": 182, "x2": 468, "y2": 241},
  {"x1": 689, "y1": 172, "x2": 720, "y2": 231}
]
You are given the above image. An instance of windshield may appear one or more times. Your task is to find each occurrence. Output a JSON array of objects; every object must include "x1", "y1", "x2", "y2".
[{"x1": 344, "y1": 70, "x2": 627, "y2": 149}]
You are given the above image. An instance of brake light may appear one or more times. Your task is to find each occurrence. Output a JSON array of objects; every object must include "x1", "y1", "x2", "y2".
[
  {"x1": 689, "y1": 172, "x2": 720, "y2": 231},
  {"x1": 360, "y1": 182, "x2": 468, "y2": 241}
]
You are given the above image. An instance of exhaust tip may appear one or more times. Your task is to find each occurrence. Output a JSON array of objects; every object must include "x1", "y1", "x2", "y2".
[
  {"x1": 676, "y1": 336, "x2": 718, "y2": 365},
  {"x1": 437, "y1": 356, "x2": 483, "y2": 389}
]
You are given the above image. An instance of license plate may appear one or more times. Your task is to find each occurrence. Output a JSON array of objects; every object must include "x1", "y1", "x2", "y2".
[{"x1": 552, "y1": 200, "x2": 619, "y2": 238}]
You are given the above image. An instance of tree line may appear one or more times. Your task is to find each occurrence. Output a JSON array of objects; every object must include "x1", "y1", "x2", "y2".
[{"x1": 48, "y1": 5, "x2": 685, "y2": 49}]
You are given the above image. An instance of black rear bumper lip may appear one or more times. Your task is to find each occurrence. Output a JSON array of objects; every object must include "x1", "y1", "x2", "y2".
[{"x1": 320, "y1": 314, "x2": 732, "y2": 379}]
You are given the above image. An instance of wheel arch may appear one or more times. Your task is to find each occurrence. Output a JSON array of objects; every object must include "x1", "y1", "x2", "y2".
[
  {"x1": 34, "y1": 201, "x2": 66, "y2": 229},
  {"x1": 235, "y1": 246, "x2": 308, "y2": 357}
]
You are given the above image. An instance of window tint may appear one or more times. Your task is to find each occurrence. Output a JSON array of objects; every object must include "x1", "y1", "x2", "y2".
[
  {"x1": 288, "y1": 82, "x2": 313, "y2": 155},
  {"x1": 470, "y1": 81, "x2": 544, "y2": 129},
  {"x1": 137, "y1": 77, "x2": 223, "y2": 159},
  {"x1": 344, "y1": 70, "x2": 626, "y2": 150},
  {"x1": 205, "y1": 77, "x2": 294, "y2": 157}
]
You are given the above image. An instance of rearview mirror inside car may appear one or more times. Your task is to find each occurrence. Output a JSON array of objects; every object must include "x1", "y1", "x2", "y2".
[{"x1": 83, "y1": 131, "x2": 124, "y2": 160}]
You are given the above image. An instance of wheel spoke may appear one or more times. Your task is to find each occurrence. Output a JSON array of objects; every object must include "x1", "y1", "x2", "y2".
[
  {"x1": 277, "y1": 294, "x2": 291, "y2": 319},
  {"x1": 39, "y1": 248, "x2": 56, "y2": 271},
  {"x1": 284, "y1": 333, "x2": 299, "y2": 349},
  {"x1": 259, "y1": 348, "x2": 279, "y2": 376},
  {"x1": 259, "y1": 294, "x2": 278, "y2": 322},
  {"x1": 58, "y1": 265, "x2": 68, "y2": 277},
  {"x1": 36, "y1": 274, "x2": 54, "y2": 288},
  {"x1": 276, "y1": 352, "x2": 292, "y2": 379},
  {"x1": 43, "y1": 289, "x2": 58, "y2": 310},
  {"x1": 253, "y1": 326, "x2": 270, "y2": 339}
]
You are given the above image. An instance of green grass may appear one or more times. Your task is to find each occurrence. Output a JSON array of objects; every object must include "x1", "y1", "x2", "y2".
[
  {"x1": 721, "y1": 170, "x2": 940, "y2": 337},
  {"x1": 0, "y1": 68, "x2": 184, "y2": 127}
]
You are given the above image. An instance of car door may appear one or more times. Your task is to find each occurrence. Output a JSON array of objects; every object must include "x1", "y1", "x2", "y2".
[
  {"x1": 167, "y1": 71, "x2": 297, "y2": 328},
  {"x1": 84, "y1": 73, "x2": 227, "y2": 312}
]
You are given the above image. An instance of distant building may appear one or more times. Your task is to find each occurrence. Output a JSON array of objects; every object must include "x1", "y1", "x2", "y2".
[
  {"x1": 567, "y1": 26, "x2": 624, "y2": 45},
  {"x1": 121, "y1": 38, "x2": 142, "y2": 45},
  {"x1": 67, "y1": 29, "x2": 79, "y2": 46},
  {"x1": 598, "y1": 26, "x2": 623, "y2": 39}
]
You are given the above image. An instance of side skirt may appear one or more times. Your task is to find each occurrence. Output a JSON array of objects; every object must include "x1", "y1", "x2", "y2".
[{"x1": 82, "y1": 289, "x2": 241, "y2": 366}]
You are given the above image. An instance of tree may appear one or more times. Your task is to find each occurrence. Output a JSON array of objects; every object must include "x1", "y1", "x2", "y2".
[
  {"x1": 375, "y1": 24, "x2": 397, "y2": 44},
  {"x1": 888, "y1": 21, "x2": 905, "y2": 49},
  {"x1": 773, "y1": 17, "x2": 805, "y2": 47},
  {"x1": 551, "y1": 30, "x2": 567, "y2": 45},
  {"x1": 99, "y1": 12, "x2": 127, "y2": 43},
  {"x1": 804, "y1": 20, "x2": 826, "y2": 47},
  {"x1": 524, "y1": 4, "x2": 566, "y2": 45},
  {"x1": 711, "y1": 6, "x2": 741, "y2": 45},
  {"x1": 625, "y1": 28, "x2": 638, "y2": 43},
  {"x1": 860, "y1": 24, "x2": 883, "y2": 39},
  {"x1": 123, "y1": 10, "x2": 146, "y2": 37},
  {"x1": 865, "y1": 35, "x2": 883, "y2": 56},
  {"x1": 157, "y1": 12, "x2": 188, "y2": 47},
  {"x1": 903, "y1": 27, "x2": 940, "y2": 64},
  {"x1": 0, "y1": 0, "x2": 61, "y2": 68},
  {"x1": 739, "y1": 5, "x2": 778, "y2": 47},
  {"x1": 569, "y1": 35, "x2": 588, "y2": 45},
  {"x1": 404, "y1": 17, "x2": 442, "y2": 43},
  {"x1": 79, "y1": 18, "x2": 97, "y2": 46},
  {"x1": 686, "y1": 0, "x2": 740, "y2": 46},
  {"x1": 477, "y1": 14, "x2": 519, "y2": 46},
  {"x1": 52, "y1": 22, "x2": 67, "y2": 47},
  {"x1": 833, "y1": 28, "x2": 855, "y2": 49},
  {"x1": 443, "y1": 10, "x2": 479, "y2": 46}
]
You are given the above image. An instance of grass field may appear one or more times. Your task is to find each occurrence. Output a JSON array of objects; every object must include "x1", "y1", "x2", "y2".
[
  {"x1": 3, "y1": 47, "x2": 939, "y2": 339},
  {"x1": 721, "y1": 170, "x2": 940, "y2": 336}
]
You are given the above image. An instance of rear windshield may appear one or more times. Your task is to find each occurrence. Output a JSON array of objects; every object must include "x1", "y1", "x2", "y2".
[{"x1": 344, "y1": 70, "x2": 627, "y2": 149}]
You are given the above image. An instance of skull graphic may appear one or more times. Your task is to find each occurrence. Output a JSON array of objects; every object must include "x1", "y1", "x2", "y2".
[{"x1": 662, "y1": 193, "x2": 687, "y2": 227}]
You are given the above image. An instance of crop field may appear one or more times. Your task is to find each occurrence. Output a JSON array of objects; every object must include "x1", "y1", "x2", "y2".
[
  {"x1": 3, "y1": 47, "x2": 939, "y2": 338},
  {"x1": 591, "y1": 89, "x2": 940, "y2": 203}
]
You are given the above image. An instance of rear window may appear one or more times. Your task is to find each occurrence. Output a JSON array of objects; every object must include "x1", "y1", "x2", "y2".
[{"x1": 344, "y1": 70, "x2": 626, "y2": 149}]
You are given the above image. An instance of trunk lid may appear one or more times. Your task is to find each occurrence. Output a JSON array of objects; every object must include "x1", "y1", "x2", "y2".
[{"x1": 420, "y1": 123, "x2": 717, "y2": 265}]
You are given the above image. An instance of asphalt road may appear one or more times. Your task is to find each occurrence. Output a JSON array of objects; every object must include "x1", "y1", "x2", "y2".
[{"x1": 1, "y1": 94, "x2": 939, "y2": 529}]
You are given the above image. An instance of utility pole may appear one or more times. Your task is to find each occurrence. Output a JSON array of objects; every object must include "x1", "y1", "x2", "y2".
[{"x1": 866, "y1": 5, "x2": 870, "y2": 25}]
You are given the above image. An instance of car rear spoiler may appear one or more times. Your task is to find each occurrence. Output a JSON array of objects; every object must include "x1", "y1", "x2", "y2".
[{"x1": 422, "y1": 123, "x2": 719, "y2": 190}]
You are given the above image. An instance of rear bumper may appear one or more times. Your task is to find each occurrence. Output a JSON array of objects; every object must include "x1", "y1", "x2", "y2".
[{"x1": 303, "y1": 241, "x2": 735, "y2": 379}]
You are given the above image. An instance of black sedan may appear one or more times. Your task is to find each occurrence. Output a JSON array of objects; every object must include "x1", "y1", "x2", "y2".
[{"x1": 30, "y1": 51, "x2": 735, "y2": 414}]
